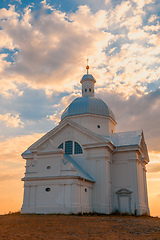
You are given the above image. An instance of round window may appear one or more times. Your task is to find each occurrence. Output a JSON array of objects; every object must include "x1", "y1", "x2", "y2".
[
  {"x1": 97, "y1": 125, "x2": 100, "y2": 128},
  {"x1": 45, "y1": 188, "x2": 51, "y2": 192},
  {"x1": 47, "y1": 166, "x2": 51, "y2": 169}
]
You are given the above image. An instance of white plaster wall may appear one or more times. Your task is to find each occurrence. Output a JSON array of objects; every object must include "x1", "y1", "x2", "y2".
[
  {"x1": 66, "y1": 115, "x2": 115, "y2": 136},
  {"x1": 112, "y1": 150, "x2": 149, "y2": 215},
  {"x1": 136, "y1": 160, "x2": 150, "y2": 214},
  {"x1": 21, "y1": 179, "x2": 93, "y2": 214},
  {"x1": 128, "y1": 159, "x2": 139, "y2": 214},
  {"x1": 81, "y1": 147, "x2": 113, "y2": 214},
  {"x1": 51, "y1": 124, "x2": 99, "y2": 148},
  {"x1": 82, "y1": 81, "x2": 95, "y2": 97},
  {"x1": 114, "y1": 162, "x2": 130, "y2": 188},
  {"x1": 24, "y1": 154, "x2": 62, "y2": 179},
  {"x1": 36, "y1": 155, "x2": 61, "y2": 177},
  {"x1": 112, "y1": 151, "x2": 137, "y2": 214},
  {"x1": 79, "y1": 185, "x2": 92, "y2": 213}
]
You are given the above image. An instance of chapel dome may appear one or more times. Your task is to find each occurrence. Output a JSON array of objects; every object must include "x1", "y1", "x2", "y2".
[
  {"x1": 61, "y1": 96, "x2": 115, "y2": 121},
  {"x1": 61, "y1": 69, "x2": 115, "y2": 121}
]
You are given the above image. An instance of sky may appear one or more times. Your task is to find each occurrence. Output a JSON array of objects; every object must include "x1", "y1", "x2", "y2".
[{"x1": 0, "y1": 0, "x2": 160, "y2": 216}]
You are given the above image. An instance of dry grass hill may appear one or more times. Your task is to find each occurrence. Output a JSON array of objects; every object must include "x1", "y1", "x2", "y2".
[{"x1": 0, "y1": 212, "x2": 159, "y2": 239}]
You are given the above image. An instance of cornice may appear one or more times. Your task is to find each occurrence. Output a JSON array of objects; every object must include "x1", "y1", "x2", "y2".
[
  {"x1": 83, "y1": 142, "x2": 108, "y2": 149},
  {"x1": 86, "y1": 155, "x2": 109, "y2": 160},
  {"x1": 83, "y1": 141, "x2": 114, "y2": 152},
  {"x1": 22, "y1": 175, "x2": 95, "y2": 183},
  {"x1": 113, "y1": 145, "x2": 140, "y2": 153},
  {"x1": 64, "y1": 113, "x2": 117, "y2": 125},
  {"x1": 37, "y1": 151, "x2": 63, "y2": 156}
]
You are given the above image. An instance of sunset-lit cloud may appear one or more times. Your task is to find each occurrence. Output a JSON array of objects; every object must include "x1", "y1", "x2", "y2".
[
  {"x1": 0, "y1": 133, "x2": 44, "y2": 214},
  {"x1": 0, "y1": 133, "x2": 44, "y2": 163},
  {"x1": 0, "y1": 4, "x2": 114, "y2": 93},
  {"x1": 0, "y1": 0, "x2": 159, "y2": 96},
  {"x1": 147, "y1": 150, "x2": 160, "y2": 217},
  {"x1": 0, "y1": 113, "x2": 24, "y2": 128}
]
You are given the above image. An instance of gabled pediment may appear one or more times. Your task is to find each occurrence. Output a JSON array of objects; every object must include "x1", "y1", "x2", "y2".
[
  {"x1": 37, "y1": 139, "x2": 64, "y2": 155},
  {"x1": 28, "y1": 119, "x2": 107, "y2": 152}
]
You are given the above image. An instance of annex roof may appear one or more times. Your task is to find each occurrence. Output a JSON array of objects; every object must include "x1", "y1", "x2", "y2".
[
  {"x1": 22, "y1": 149, "x2": 33, "y2": 156},
  {"x1": 63, "y1": 154, "x2": 95, "y2": 182},
  {"x1": 100, "y1": 130, "x2": 143, "y2": 147}
]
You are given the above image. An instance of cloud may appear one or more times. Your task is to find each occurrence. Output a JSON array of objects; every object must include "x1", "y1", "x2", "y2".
[
  {"x1": 0, "y1": 1, "x2": 159, "y2": 98},
  {"x1": 0, "y1": 31, "x2": 15, "y2": 50},
  {"x1": 0, "y1": 5, "x2": 19, "y2": 20},
  {"x1": 46, "y1": 112, "x2": 60, "y2": 125},
  {"x1": 0, "y1": 133, "x2": 45, "y2": 214},
  {"x1": 147, "y1": 163, "x2": 160, "y2": 173},
  {"x1": 128, "y1": 29, "x2": 149, "y2": 40},
  {"x1": 0, "y1": 113, "x2": 24, "y2": 128},
  {"x1": 41, "y1": 0, "x2": 54, "y2": 11},
  {"x1": 0, "y1": 173, "x2": 21, "y2": 181},
  {"x1": 0, "y1": 133, "x2": 44, "y2": 163},
  {"x1": 0, "y1": 1, "x2": 160, "y2": 149},
  {"x1": 15, "y1": 0, "x2": 22, "y2": 4},
  {"x1": 148, "y1": 14, "x2": 158, "y2": 23},
  {"x1": 0, "y1": 4, "x2": 115, "y2": 95},
  {"x1": 147, "y1": 151, "x2": 160, "y2": 173},
  {"x1": 46, "y1": 92, "x2": 81, "y2": 124},
  {"x1": 132, "y1": 0, "x2": 154, "y2": 10},
  {"x1": 96, "y1": 88, "x2": 160, "y2": 151}
]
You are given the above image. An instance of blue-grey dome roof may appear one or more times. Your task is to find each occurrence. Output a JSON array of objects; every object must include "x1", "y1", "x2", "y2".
[{"x1": 61, "y1": 96, "x2": 115, "y2": 121}]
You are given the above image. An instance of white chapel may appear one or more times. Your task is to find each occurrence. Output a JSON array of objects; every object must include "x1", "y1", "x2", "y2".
[{"x1": 21, "y1": 65, "x2": 150, "y2": 215}]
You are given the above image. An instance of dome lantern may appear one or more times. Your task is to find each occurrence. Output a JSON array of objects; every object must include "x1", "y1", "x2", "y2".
[
  {"x1": 61, "y1": 63, "x2": 116, "y2": 126},
  {"x1": 80, "y1": 60, "x2": 96, "y2": 97}
]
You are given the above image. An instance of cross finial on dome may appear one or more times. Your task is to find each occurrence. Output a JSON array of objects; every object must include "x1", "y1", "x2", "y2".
[{"x1": 86, "y1": 58, "x2": 89, "y2": 74}]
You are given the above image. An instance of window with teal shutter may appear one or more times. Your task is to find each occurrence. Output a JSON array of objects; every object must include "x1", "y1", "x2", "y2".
[
  {"x1": 74, "y1": 142, "x2": 83, "y2": 154},
  {"x1": 58, "y1": 143, "x2": 63, "y2": 149},
  {"x1": 65, "y1": 141, "x2": 73, "y2": 155},
  {"x1": 58, "y1": 141, "x2": 83, "y2": 155}
]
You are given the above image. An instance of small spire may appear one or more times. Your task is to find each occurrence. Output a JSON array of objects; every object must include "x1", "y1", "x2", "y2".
[{"x1": 86, "y1": 58, "x2": 89, "y2": 74}]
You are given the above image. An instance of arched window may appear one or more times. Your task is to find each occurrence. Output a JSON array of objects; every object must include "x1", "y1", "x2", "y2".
[
  {"x1": 65, "y1": 141, "x2": 73, "y2": 155},
  {"x1": 58, "y1": 143, "x2": 63, "y2": 149},
  {"x1": 74, "y1": 142, "x2": 83, "y2": 154},
  {"x1": 58, "y1": 141, "x2": 83, "y2": 155}
]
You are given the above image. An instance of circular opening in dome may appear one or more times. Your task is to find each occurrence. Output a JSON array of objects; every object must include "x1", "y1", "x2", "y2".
[
  {"x1": 47, "y1": 166, "x2": 51, "y2": 169},
  {"x1": 97, "y1": 125, "x2": 100, "y2": 128}
]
